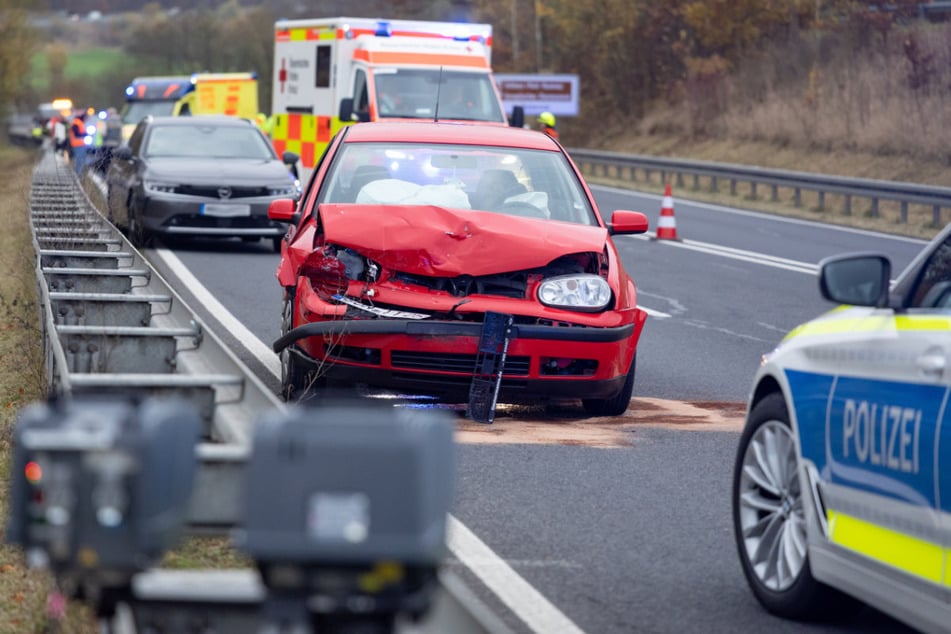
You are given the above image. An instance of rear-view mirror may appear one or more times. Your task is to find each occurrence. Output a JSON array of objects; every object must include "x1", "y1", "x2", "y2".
[
  {"x1": 268, "y1": 198, "x2": 298, "y2": 224},
  {"x1": 819, "y1": 254, "x2": 891, "y2": 307},
  {"x1": 608, "y1": 210, "x2": 649, "y2": 235}
]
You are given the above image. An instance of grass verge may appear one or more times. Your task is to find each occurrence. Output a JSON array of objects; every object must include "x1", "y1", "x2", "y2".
[{"x1": 0, "y1": 145, "x2": 97, "y2": 633}]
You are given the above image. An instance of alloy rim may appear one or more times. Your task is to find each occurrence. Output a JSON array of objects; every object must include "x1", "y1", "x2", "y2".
[{"x1": 737, "y1": 420, "x2": 807, "y2": 592}]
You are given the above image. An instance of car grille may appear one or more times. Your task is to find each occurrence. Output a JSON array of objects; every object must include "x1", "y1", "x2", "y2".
[
  {"x1": 393, "y1": 271, "x2": 529, "y2": 299},
  {"x1": 165, "y1": 215, "x2": 277, "y2": 229},
  {"x1": 391, "y1": 351, "x2": 531, "y2": 376},
  {"x1": 174, "y1": 185, "x2": 271, "y2": 199}
]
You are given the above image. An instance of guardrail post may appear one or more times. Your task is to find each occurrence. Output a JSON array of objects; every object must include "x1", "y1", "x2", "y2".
[
  {"x1": 870, "y1": 198, "x2": 879, "y2": 218},
  {"x1": 749, "y1": 182, "x2": 758, "y2": 200},
  {"x1": 817, "y1": 191, "x2": 825, "y2": 211},
  {"x1": 645, "y1": 168, "x2": 652, "y2": 183},
  {"x1": 661, "y1": 171, "x2": 667, "y2": 186},
  {"x1": 844, "y1": 194, "x2": 852, "y2": 216},
  {"x1": 676, "y1": 172, "x2": 684, "y2": 188},
  {"x1": 793, "y1": 188, "x2": 801, "y2": 207},
  {"x1": 692, "y1": 173, "x2": 699, "y2": 190},
  {"x1": 900, "y1": 201, "x2": 908, "y2": 223},
  {"x1": 710, "y1": 176, "x2": 718, "y2": 193},
  {"x1": 628, "y1": 166, "x2": 636, "y2": 183},
  {"x1": 770, "y1": 184, "x2": 779, "y2": 202},
  {"x1": 934, "y1": 205, "x2": 941, "y2": 227},
  {"x1": 730, "y1": 179, "x2": 737, "y2": 196}
]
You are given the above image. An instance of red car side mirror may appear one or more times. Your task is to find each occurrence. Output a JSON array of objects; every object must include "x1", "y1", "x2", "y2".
[
  {"x1": 608, "y1": 210, "x2": 649, "y2": 235},
  {"x1": 268, "y1": 198, "x2": 298, "y2": 223}
]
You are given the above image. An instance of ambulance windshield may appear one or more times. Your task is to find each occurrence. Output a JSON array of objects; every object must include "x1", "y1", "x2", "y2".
[
  {"x1": 372, "y1": 70, "x2": 505, "y2": 123},
  {"x1": 122, "y1": 101, "x2": 176, "y2": 125}
]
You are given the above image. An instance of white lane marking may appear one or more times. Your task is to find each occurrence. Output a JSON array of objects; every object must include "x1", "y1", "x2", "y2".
[
  {"x1": 639, "y1": 305, "x2": 670, "y2": 318},
  {"x1": 151, "y1": 247, "x2": 587, "y2": 634},
  {"x1": 153, "y1": 248, "x2": 282, "y2": 378},
  {"x1": 593, "y1": 184, "x2": 927, "y2": 244},
  {"x1": 449, "y1": 517, "x2": 586, "y2": 634},
  {"x1": 629, "y1": 233, "x2": 818, "y2": 275}
]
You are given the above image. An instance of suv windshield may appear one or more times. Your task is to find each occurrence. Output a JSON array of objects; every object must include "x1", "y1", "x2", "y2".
[
  {"x1": 145, "y1": 124, "x2": 276, "y2": 160},
  {"x1": 321, "y1": 142, "x2": 598, "y2": 226}
]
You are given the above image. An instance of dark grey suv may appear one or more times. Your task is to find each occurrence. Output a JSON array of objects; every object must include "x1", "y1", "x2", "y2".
[{"x1": 105, "y1": 115, "x2": 299, "y2": 250}]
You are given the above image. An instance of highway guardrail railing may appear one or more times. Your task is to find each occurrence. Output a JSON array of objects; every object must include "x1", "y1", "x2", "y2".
[{"x1": 569, "y1": 148, "x2": 951, "y2": 226}]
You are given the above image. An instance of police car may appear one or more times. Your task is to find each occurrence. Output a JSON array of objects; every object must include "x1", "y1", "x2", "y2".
[{"x1": 732, "y1": 223, "x2": 951, "y2": 633}]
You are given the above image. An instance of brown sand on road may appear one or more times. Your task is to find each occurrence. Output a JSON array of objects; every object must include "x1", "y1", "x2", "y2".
[{"x1": 455, "y1": 397, "x2": 747, "y2": 448}]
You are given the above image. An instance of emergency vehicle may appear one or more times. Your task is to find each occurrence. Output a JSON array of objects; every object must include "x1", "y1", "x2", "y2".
[
  {"x1": 270, "y1": 17, "x2": 524, "y2": 180},
  {"x1": 120, "y1": 72, "x2": 260, "y2": 142},
  {"x1": 733, "y1": 221, "x2": 951, "y2": 633}
]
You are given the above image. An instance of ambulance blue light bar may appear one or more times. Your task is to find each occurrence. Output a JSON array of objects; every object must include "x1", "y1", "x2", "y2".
[{"x1": 375, "y1": 21, "x2": 392, "y2": 37}]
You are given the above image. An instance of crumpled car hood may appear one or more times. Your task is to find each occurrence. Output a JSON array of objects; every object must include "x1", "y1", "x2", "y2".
[{"x1": 318, "y1": 204, "x2": 608, "y2": 277}]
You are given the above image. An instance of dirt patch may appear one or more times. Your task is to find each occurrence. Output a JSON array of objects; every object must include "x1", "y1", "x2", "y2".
[{"x1": 454, "y1": 397, "x2": 746, "y2": 448}]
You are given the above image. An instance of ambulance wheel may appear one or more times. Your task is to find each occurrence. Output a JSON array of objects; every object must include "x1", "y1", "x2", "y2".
[
  {"x1": 733, "y1": 392, "x2": 855, "y2": 620},
  {"x1": 582, "y1": 355, "x2": 635, "y2": 417}
]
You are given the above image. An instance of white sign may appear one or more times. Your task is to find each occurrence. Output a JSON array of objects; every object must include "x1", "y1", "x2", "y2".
[{"x1": 495, "y1": 73, "x2": 579, "y2": 117}]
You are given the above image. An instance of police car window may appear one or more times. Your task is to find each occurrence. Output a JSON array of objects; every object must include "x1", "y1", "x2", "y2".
[{"x1": 911, "y1": 237, "x2": 951, "y2": 308}]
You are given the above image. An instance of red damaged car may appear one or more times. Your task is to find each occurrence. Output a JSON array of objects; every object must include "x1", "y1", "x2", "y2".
[{"x1": 269, "y1": 122, "x2": 649, "y2": 416}]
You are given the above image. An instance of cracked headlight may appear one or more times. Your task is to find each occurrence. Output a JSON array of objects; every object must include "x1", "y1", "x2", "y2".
[
  {"x1": 537, "y1": 274, "x2": 611, "y2": 311},
  {"x1": 143, "y1": 181, "x2": 177, "y2": 194}
]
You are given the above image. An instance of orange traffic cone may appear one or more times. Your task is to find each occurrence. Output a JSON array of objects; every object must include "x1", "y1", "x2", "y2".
[{"x1": 654, "y1": 183, "x2": 679, "y2": 241}]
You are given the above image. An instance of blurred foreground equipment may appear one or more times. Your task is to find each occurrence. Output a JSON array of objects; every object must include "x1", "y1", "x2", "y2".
[{"x1": 7, "y1": 397, "x2": 460, "y2": 634}]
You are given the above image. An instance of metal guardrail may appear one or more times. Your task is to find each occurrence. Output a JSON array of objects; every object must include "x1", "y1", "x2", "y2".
[
  {"x1": 568, "y1": 148, "x2": 951, "y2": 226},
  {"x1": 26, "y1": 151, "x2": 504, "y2": 634}
]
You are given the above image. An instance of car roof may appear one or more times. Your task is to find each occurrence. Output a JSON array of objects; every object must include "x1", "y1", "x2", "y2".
[
  {"x1": 343, "y1": 121, "x2": 561, "y2": 151},
  {"x1": 145, "y1": 115, "x2": 254, "y2": 127}
]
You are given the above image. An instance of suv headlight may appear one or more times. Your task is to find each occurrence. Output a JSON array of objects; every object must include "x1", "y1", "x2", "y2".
[
  {"x1": 144, "y1": 181, "x2": 177, "y2": 194},
  {"x1": 268, "y1": 184, "x2": 298, "y2": 197},
  {"x1": 537, "y1": 274, "x2": 611, "y2": 311}
]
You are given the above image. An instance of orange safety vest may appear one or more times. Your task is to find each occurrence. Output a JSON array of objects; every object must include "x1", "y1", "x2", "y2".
[
  {"x1": 69, "y1": 118, "x2": 86, "y2": 148},
  {"x1": 542, "y1": 126, "x2": 560, "y2": 141}
]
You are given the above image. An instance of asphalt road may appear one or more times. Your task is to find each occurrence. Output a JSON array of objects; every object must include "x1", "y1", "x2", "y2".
[{"x1": 144, "y1": 184, "x2": 927, "y2": 633}]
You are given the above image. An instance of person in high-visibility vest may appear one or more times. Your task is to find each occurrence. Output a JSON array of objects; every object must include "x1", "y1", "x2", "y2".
[
  {"x1": 537, "y1": 111, "x2": 559, "y2": 141},
  {"x1": 68, "y1": 113, "x2": 87, "y2": 175}
]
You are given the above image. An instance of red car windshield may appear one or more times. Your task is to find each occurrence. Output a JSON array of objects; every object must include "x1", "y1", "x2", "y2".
[{"x1": 320, "y1": 142, "x2": 599, "y2": 226}]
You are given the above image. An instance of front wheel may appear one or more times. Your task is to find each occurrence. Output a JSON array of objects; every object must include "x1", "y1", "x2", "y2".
[
  {"x1": 582, "y1": 354, "x2": 635, "y2": 417},
  {"x1": 280, "y1": 287, "x2": 313, "y2": 401},
  {"x1": 733, "y1": 392, "x2": 853, "y2": 620},
  {"x1": 127, "y1": 196, "x2": 152, "y2": 248}
]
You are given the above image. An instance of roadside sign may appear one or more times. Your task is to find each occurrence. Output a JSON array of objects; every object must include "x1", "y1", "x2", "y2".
[{"x1": 495, "y1": 74, "x2": 579, "y2": 117}]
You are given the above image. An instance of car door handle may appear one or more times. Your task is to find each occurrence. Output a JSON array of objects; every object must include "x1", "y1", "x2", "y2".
[{"x1": 917, "y1": 352, "x2": 946, "y2": 376}]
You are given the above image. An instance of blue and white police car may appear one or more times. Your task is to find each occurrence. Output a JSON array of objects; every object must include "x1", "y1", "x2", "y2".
[{"x1": 733, "y1": 224, "x2": 951, "y2": 633}]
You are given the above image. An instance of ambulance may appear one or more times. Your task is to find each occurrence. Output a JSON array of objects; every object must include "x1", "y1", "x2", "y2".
[
  {"x1": 270, "y1": 17, "x2": 524, "y2": 180},
  {"x1": 120, "y1": 72, "x2": 260, "y2": 142}
]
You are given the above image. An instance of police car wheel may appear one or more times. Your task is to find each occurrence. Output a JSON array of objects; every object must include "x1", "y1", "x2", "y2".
[
  {"x1": 733, "y1": 392, "x2": 851, "y2": 620},
  {"x1": 271, "y1": 236, "x2": 282, "y2": 253}
]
